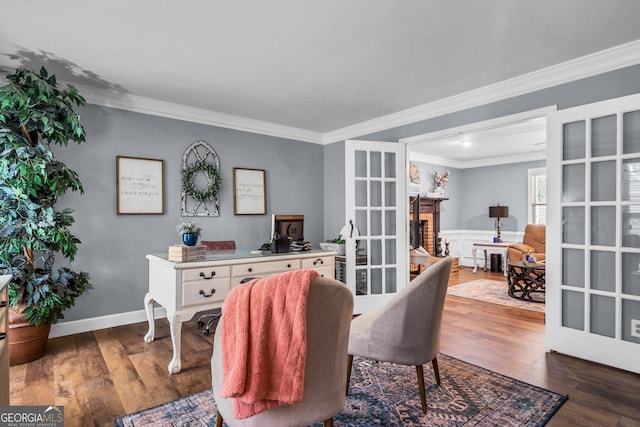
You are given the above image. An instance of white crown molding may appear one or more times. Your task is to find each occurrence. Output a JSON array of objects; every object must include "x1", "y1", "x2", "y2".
[
  {"x1": 409, "y1": 149, "x2": 546, "y2": 169},
  {"x1": 74, "y1": 83, "x2": 326, "y2": 145},
  {"x1": 323, "y1": 39, "x2": 640, "y2": 144}
]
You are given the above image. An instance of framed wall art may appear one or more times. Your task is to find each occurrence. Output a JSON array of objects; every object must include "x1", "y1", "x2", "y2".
[
  {"x1": 233, "y1": 167, "x2": 266, "y2": 215},
  {"x1": 116, "y1": 155, "x2": 164, "y2": 214}
]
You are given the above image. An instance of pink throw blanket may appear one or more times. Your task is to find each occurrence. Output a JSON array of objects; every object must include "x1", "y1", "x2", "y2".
[{"x1": 219, "y1": 269, "x2": 318, "y2": 419}]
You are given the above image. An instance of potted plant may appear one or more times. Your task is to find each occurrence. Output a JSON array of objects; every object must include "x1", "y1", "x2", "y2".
[
  {"x1": 0, "y1": 67, "x2": 91, "y2": 364},
  {"x1": 176, "y1": 220, "x2": 201, "y2": 246}
]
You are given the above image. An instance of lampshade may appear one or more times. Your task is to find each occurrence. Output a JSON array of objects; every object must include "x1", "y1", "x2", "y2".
[{"x1": 489, "y1": 205, "x2": 509, "y2": 218}]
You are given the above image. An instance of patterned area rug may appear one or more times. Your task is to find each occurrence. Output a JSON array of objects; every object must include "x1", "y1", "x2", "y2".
[
  {"x1": 447, "y1": 279, "x2": 545, "y2": 313},
  {"x1": 114, "y1": 354, "x2": 566, "y2": 426}
]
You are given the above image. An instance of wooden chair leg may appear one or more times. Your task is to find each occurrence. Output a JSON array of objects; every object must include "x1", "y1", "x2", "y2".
[
  {"x1": 432, "y1": 356, "x2": 441, "y2": 385},
  {"x1": 416, "y1": 365, "x2": 428, "y2": 414},
  {"x1": 324, "y1": 418, "x2": 334, "y2": 427},
  {"x1": 345, "y1": 354, "x2": 353, "y2": 396},
  {"x1": 215, "y1": 410, "x2": 223, "y2": 427}
]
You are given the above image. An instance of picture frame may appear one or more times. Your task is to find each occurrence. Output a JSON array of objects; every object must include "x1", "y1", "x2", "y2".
[
  {"x1": 233, "y1": 167, "x2": 266, "y2": 215},
  {"x1": 116, "y1": 155, "x2": 165, "y2": 214}
]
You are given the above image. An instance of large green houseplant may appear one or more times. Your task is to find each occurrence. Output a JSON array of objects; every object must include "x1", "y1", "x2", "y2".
[{"x1": 0, "y1": 67, "x2": 91, "y2": 363}]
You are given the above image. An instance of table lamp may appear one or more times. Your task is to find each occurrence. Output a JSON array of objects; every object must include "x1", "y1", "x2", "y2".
[{"x1": 489, "y1": 205, "x2": 509, "y2": 242}]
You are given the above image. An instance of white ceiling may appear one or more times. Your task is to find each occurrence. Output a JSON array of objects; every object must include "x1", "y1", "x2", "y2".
[{"x1": 4, "y1": 1, "x2": 640, "y2": 160}]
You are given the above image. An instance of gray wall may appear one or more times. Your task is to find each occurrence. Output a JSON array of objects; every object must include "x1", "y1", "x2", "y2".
[
  {"x1": 410, "y1": 160, "x2": 545, "y2": 233},
  {"x1": 458, "y1": 160, "x2": 545, "y2": 232},
  {"x1": 54, "y1": 104, "x2": 325, "y2": 322}
]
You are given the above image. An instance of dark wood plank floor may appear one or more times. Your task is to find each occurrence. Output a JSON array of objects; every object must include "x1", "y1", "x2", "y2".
[{"x1": 9, "y1": 267, "x2": 640, "y2": 426}]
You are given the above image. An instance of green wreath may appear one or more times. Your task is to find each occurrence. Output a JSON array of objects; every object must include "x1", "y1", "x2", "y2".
[{"x1": 181, "y1": 161, "x2": 221, "y2": 202}]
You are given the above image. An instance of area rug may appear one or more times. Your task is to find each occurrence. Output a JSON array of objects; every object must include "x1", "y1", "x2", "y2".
[
  {"x1": 114, "y1": 354, "x2": 566, "y2": 426},
  {"x1": 447, "y1": 279, "x2": 545, "y2": 313}
]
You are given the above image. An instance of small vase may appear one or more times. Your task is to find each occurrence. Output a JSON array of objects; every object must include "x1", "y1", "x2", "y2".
[{"x1": 182, "y1": 233, "x2": 198, "y2": 246}]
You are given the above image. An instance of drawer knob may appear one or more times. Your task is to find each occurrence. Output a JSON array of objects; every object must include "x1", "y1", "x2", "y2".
[
  {"x1": 287, "y1": 264, "x2": 291, "y2": 268},
  {"x1": 248, "y1": 267, "x2": 253, "y2": 272},
  {"x1": 200, "y1": 271, "x2": 216, "y2": 280},
  {"x1": 199, "y1": 288, "x2": 216, "y2": 298},
  {"x1": 313, "y1": 258, "x2": 324, "y2": 265}
]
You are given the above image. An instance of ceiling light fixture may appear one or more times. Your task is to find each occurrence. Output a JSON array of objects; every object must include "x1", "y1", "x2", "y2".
[{"x1": 461, "y1": 140, "x2": 471, "y2": 147}]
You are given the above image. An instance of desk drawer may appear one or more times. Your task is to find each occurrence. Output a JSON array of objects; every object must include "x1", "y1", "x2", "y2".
[
  {"x1": 231, "y1": 259, "x2": 301, "y2": 277},
  {"x1": 182, "y1": 279, "x2": 229, "y2": 307},
  {"x1": 182, "y1": 266, "x2": 230, "y2": 282},
  {"x1": 301, "y1": 256, "x2": 333, "y2": 269},
  {"x1": 312, "y1": 265, "x2": 334, "y2": 279}
]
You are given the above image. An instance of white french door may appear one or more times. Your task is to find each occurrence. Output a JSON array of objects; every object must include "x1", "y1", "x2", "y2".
[
  {"x1": 345, "y1": 140, "x2": 408, "y2": 314},
  {"x1": 547, "y1": 93, "x2": 640, "y2": 374}
]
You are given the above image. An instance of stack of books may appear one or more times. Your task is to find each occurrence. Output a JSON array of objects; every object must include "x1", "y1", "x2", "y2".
[{"x1": 168, "y1": 244, "x2": 207, "y2": 262}]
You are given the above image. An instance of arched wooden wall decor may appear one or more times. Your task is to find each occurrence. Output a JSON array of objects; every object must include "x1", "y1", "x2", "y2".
[{"x1": 181, "y1": 141, "x2": 221, "y2": 217}]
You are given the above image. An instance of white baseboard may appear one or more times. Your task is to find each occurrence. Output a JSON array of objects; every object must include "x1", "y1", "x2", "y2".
[{"x1": 49, "y1": 307, "x2": 168, "y2": 338}]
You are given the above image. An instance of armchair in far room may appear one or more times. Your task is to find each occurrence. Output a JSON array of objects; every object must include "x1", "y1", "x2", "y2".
[{"x1": 507, "y1": 224, "x2": 546, "y2": 263}]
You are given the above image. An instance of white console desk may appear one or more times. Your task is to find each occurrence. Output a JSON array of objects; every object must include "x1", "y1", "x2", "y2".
[
  {"x1": 145, "y1": 249, "x2": 335, "y2": 374},
  {"x1": 472, "y1": 242, "x2": 511, "y2": 277}
]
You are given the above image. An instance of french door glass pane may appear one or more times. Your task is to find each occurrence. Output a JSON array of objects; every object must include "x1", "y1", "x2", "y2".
[
  {"x1": 370, "y1": 268, "x2": 382, "y2": 294},
  {"x1": 355, "y1": 181, "x2": 367, "y2": 207},
  {"x1": 385, "y1": 152, "x2": 396, "y2": 178},
  {"x1": 562, "y1": 290, "x2": 585, "y2": 330},
  {"x1": 370, "y1": 181, "x2": 381, "y2": 207},
  {"x1": 622, "y1": 159, "x2": 640, "y2": 201},
  {"x1": 590, "y1": 294, "x2": 615, "y2": 338},
  {"x1": 385, "y1": 267, "x2": 397, "y2": 293},
  {"x1": 385, "y1": 182, "x2": 396, "y2": 206},
  {"x1": 563, "y1": 121, "x2": 586, "y2": 160},
  {"x1": 370, "y1": 211, "x2": 382, "y2": 236},
  {"x1": 385, "y1": 210, "x2": 396, "y2": 235},
  {"x1": 591, "y1": 161, "x2": 616, "y2": 202},
  {"x1": 562, "y1": 163, "x2": 585, "y2": 202},
  {"x1": 622, "y1": 206, "x2": 640, "y2": 247},
  {"x1": 591, "y1": 206, "x2": 616, "y2": 247},
  {"x1": 355, "y1": 150, "x2": 367, "y2": 177},
  {"x1": 622, "y1": 300, "x2": 640, "y2": 343},
  {"x1": 563, "y1": 207, "x2": 585, "y2": 244},
  {"x1": 355, "y1": 210, "x2": 367, "y2": 236},
  {"x1": 591, "y1": 115, "x2": 617, "y2": 157},
  {"x1": 590, "y1": 250, "x2": 615, "y2": 292},
  {"x1": 385, "y1": 239, "x2": 396, "y2": 264},
  {"x1": 562, "y1": 248, "x2": 585, "y2": 288},
  {"x1": 370, "y1": 152, "x2": 381, "y2": 178},
  {"x1": 355, "y1": 268, "x2": 367, "y2": 296},
  {"x1": 622, "y1": 253, "x2": 640, "y2": 296},
  {"x1": 370, "y1": 240, "x2": 382, "y2": 265},
  {"x1": 623, "y1": 110, "x2": 640, "y2": 154}
]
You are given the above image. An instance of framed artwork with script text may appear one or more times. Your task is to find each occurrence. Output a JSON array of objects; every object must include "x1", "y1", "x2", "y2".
[
  {"x1": 116, "y1": 156, "x2": 164, "y2": 214},
  {"x1": 233, "y1": 167, "x2": 266, "y2": 215}
]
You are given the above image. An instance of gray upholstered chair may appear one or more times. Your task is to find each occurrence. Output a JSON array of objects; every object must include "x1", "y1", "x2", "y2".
[
  {"x1": 211, "y1": 276, "x2": 354, "y2": 427},
  {"x1": 346, "y1": 257, "x2": 453, "y2": 414}
]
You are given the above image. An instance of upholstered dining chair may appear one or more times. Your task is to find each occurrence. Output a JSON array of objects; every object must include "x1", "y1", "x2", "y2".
[
  {"x1": 346, "y1": 257, "x2": 453, "y2": 414},
  {"x1": 197, "y1": 240, "x2": 236, "y2": 336},
  {"x1": 211, "y1": 276, "x2": 354, "y2": 427}
]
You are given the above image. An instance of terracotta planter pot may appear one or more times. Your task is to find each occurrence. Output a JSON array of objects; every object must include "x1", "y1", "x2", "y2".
[{"x1": 8, "y1": 312, "x2": 51, "y2": 365}]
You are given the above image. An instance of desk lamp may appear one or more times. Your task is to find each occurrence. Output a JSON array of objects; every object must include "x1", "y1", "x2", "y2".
[{"x1": 489, "y1": 204, "x2": 509, "y2": 242}]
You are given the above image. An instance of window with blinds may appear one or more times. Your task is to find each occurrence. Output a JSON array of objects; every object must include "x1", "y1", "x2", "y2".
[{"x1": 529, "y1": 167, "x2": 546, "y2": 224}]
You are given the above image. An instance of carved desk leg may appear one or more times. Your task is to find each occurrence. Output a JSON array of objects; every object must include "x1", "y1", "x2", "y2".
[
  {"x1": 167, "y1": 311, "x2": 183, "y2": 374},
  {"x1": 143, "y1": 292, "x2": 155, "y2": 343}
]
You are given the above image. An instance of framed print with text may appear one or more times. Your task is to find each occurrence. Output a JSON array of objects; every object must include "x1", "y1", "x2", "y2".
[
  {"x1": 116, "y1": 156, "x2": 164, "y2": 214},
  {"x1": 233, "y1": 167, "x2": 266, "y2": 215}
]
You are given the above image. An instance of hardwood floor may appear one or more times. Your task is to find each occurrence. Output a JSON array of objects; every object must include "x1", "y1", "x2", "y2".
[{"x1": 9, "y1": 267, "x2": 640, "y2": 426}]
